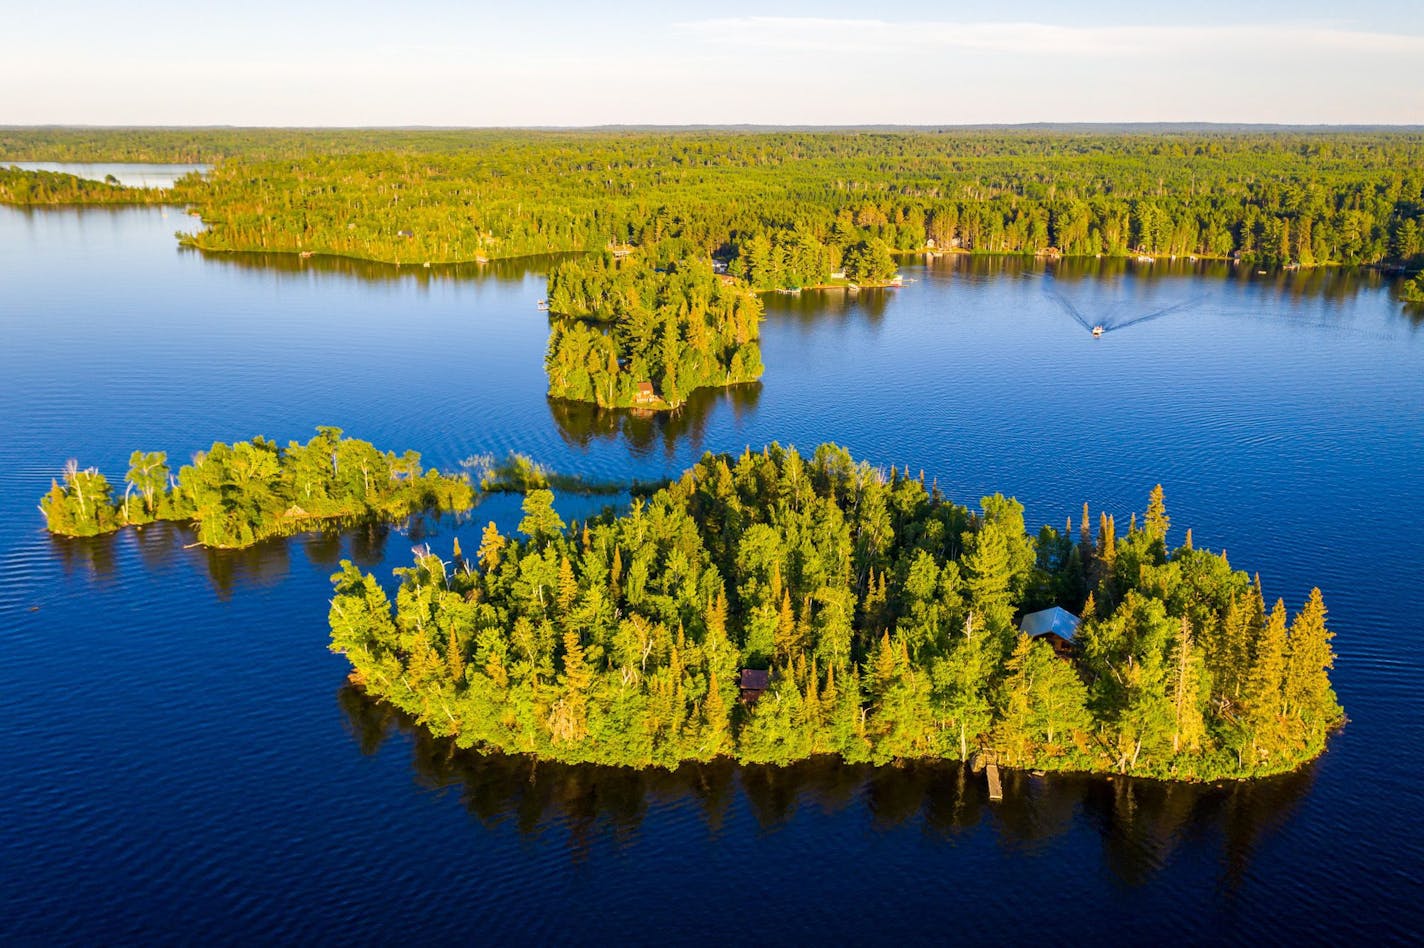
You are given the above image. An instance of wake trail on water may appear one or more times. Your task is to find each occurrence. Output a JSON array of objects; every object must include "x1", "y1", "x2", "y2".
[
  {"x1": 1045, "y1": 289, "x2": 1098, "y2": 333},
  {"x1": 1101, "y1": 295, "x2": 1207, "y2": 332},
  {"x1": 1044, "y1": 279, "x2": 1209, "y2": 336}
]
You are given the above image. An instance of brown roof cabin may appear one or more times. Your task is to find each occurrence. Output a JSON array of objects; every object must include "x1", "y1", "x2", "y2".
[
  {"x1": 1019, "y1": 606, "x2": 1080, "y2": 660},
  {"x1": 739, "y1": 668, "x2": 770, "y2": 702},
  {"x1": 633, "y1": 381, "x2": 658, "y2": 406}
]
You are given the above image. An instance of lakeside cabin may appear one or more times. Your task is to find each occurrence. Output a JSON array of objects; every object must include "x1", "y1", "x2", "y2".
[
  {"x1": 739, "y1": 668, "x2": 770, "y2": 702},
  {"x1": 633, "y1": 381, "x2": 658, "y2": 406},
  {"x1": 1019, "y1": 606, "x2": 1080, "y2": 660}
]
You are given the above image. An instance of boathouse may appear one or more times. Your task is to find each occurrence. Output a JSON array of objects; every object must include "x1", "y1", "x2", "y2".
[
  {"x1": 633, "y1": 381, "x2": 658, "y2": 406},
  {"x1": 1019, "y1": 606, "x2": 1080, "y2": 659}
]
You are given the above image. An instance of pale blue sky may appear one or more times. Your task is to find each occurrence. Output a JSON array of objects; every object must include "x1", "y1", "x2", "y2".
[{"x1": 5, "y1": 1, "x2": 1421, "y2": 125}]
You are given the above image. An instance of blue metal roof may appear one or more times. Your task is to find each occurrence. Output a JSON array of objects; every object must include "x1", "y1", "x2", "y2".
[{"x1": 1019, "y1": 606, "x2": 1081, "y2": 640}]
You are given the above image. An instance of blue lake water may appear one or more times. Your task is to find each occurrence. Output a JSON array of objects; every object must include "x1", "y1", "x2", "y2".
[{"x1": 1, "y1": 202, "x2": 1421, "y2": 942}]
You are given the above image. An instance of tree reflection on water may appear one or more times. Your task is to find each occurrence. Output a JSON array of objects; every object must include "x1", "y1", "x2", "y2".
[
  {"x1": 337, "y1": 683, "x2": 1314, "y2": 887},
  {"x1": 548, "y1": 383, "x2": 761, "y2": 459}
]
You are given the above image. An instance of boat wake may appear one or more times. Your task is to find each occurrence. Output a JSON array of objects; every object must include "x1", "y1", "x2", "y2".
[{"x1": 1047, "y1": 286, "x2": 1206, "y2": 336}]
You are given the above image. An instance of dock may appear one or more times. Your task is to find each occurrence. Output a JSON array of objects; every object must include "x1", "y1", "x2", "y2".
[{"x1": 986, "y1": 763, "x2": 1003, "y2": 802}]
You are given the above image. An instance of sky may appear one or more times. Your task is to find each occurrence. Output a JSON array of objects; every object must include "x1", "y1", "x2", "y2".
[{"x1": 3, "y1": 0, "x2": 1421, "y2": 126}]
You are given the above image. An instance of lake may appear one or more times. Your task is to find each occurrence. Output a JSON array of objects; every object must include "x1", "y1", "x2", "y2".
[
  {"x1": 1, "y1": 200, "x2": 1421, "y2": 943},
  {"x1": 6, "y1": 161, "x2": 208, "y2": 189}
]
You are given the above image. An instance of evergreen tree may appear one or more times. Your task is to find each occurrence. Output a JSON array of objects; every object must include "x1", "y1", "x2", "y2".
[
  {"x1": 1283, "y1": 588, "x2": 1341, "y2": 731},
  {"x1": 518, "y1": 489, "x2": 566, "y2": 544}
]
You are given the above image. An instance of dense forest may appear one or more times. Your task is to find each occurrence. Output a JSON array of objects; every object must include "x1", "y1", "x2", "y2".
[
  {"x1": 7, "y1": 129, "x2": 1422, "y2": 278},
  {"x1": 163, "y1": 130, "x2": 1424, "y2": 277},
  {"x1": 40, "y1": 428, "x2": 473, "y2": 548},
  {"x1": 0, "y1": 166, "x2": 175, "y2": 205},
  {"x1": 544, "y1": 252, "x2": 764, "y2": 409},
  {"x1": 329, "y1": 444, "x2": 1341, "y2": 781}
]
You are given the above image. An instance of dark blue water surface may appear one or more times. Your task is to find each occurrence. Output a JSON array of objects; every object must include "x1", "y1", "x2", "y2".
[{"x1": 2, "y1": 203, "x2": 1422, "y2": 943}]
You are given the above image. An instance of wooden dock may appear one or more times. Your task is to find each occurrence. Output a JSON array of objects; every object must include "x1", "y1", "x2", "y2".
[{"x1": 986, "y1": 763, "x2": 1003, "y2": 802}]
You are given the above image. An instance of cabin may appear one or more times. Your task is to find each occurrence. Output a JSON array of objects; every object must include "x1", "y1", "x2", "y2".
[
  {"x1": 716, "y1": 273, "x2": 738, "y2": 287},
  {"x1": 739, "y1": 668, "x2": 770, "y2": 702},
  {"x1": 633, "y1": 381, "x2": 658, "y2": 406},
  {"x1": 1019, "y1": 606, "x2": 1080, "y2": 660}
]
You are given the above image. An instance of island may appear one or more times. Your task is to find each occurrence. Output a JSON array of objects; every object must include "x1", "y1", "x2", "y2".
[
  {"x1": 329, "y1": 443, "x2": 1341, "y2": 781},
  {"x1": 40, "y1": 427, "x2": 474, "y2": 548},
  {"x1": 544, "y1": 252, "x2": 764, "y2": 410}
]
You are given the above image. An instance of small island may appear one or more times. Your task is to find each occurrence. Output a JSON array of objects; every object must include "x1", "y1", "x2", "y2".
[
  {"x1": 544, "y1": 252, "x2": 764, "y2": 410},
  {"x1": 40, "y1": 427, "x2": 474, "y2": 548},
  {"x1": 330, "y1": 443, "x2": 1341, "y2": 781},
  {"x1": 1403, "y1": 273, "x2": 1424, "y2": 304}
]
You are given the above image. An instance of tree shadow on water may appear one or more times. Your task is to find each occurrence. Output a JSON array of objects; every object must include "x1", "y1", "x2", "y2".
[
  {"x1": 548, "y1": 383, "x2": 761, "y2": 460},
  {"x1": 335, "y1": 684, "x2": 1315, "y2": 886}
]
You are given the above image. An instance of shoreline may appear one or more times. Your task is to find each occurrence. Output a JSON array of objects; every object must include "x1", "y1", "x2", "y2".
[
  {"x1": 179, "y1": 238, "x2": 1402, "y2": 278},
  {"x1": 546, "y1": 378, "x2": 761, "y2": 414},
  {"x1": 344, "y1": 675, "x2": 1337, "y2": 785},
  {"x1": 1, "y1": 205, "x2": 1401, "y2": 277}
]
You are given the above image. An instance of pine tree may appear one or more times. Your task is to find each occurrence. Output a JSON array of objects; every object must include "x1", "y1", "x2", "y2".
[
  {"x1": 1098, "y1": 513, "x2": 1117, "y2": 564},
  {"x1": 1283, "y1": 588, "x2": 1341, "y2": 731},
  {"x1": 995, "y1": 635, "x2": 1038, "y2": 762},
  {"x1": 557, "y1": 556, "x2": 579, "y2": 614},
  {"x1": 518, "y1": 488, "x2": 565, "y2": 544},
  {"x1": 702, "y1": 667, "x2": 729, "y2": 756},
  {"x1": 1144, "y1": 484, "x2": 1170, "y2": 546},
  {"x1": 963, "y1": 520, "x2": 1015, "y2": 633},
  {"x1": 1170, "y1": 616, "x2": 1206, "y2": 755},
  {"x1": 446, "y1": 625, "x2": 466, "y2": 685},
  {"x1": 1243, "y1": 599, "x2": 1289, "y2": 758},
  {"x1": 477, "y1": 521, "x2": 505, "y2": 572},
  {"x1": 550, "y1": 631, "x2": 593, "y2": 744},
  {"x1": 775, "y1": 587, "x2": 798, "y2": 662}
]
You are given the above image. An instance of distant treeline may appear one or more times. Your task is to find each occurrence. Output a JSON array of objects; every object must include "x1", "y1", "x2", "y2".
[
  {"x1": 545, "y1": 252, "x2": 764, "y2": 409},
  {"x1": 331, "y1": 443, "x2": 1341, "y2": 781},
  {"x1": 5, "y1": 129, "x2": 1418, "y2": 275},
  {"x1": 40, "y1": 427, "x2": 474, "y2": 548},
  {"x1": 0, "y1": 166, "x2": 175, "y2": 205}
]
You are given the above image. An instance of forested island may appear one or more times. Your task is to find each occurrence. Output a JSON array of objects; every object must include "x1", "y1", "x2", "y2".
[
  {"x1": 544, "y1": 251, "x2": 764, "y2": 409},
  {"x1": 329, "y1": 444, "x2": 1341, "y2": 781},
  {"x1": 40, "y1": 428, "x2": 473, "y2": 548}
]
